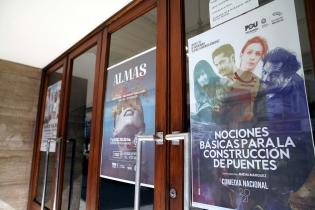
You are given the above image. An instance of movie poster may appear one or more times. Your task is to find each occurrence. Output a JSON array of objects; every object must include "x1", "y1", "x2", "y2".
[
  {"x1": 100, "y1": 48, "x2": 156, "y2": 187},
  {"x1": 188, "y1": 0, "x2": 315, "y2": 209},
  {"x1": 41, "y1": 81, "x2": 62, "y2": 152}
]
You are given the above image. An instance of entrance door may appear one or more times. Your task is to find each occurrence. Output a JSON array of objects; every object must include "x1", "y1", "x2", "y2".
[
  {"x1": 28, "y1": 59, "x2": 67, "y2": 210},
  {"x1": 28, "y1": 33, "x2": 102, "y2": 210},
  {"x1": 59, "y1": 34, "x2": 102, "y2": 210},
  {"x1": 87, "y1": 6, "x2": 164, "y2": 210},
  {"x1": 86, "y1": 1, "x2": 188, "y2": 209}
]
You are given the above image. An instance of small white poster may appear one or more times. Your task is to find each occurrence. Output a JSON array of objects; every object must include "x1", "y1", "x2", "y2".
[
  {"x1": 41, "y1": 81, "x2": 62, "y2": 152},
  {"x1": 209, "y1": 0, "x2": 259, "y2": 28}
]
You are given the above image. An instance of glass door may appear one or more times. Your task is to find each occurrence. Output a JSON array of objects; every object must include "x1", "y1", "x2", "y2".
[
  {"x1": 98, "y1": 8, "x2": 158, "y2": 210},
  {"x1": 59, "y1": 33, "x2": 102, "y2": 210},
  {"x1": 29, "y1": 59, "x2": 67, "y2": 210},
  {"x1": 29, "y1": 33, "x2": 102, "y2": 210}
]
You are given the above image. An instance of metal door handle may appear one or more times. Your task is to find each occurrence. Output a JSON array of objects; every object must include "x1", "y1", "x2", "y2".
[
  {"x1": 52, "y1": 137, "x2": 62, "y2": 210},
  {"x1": 66, "y1": 139, "x2": 76, "y2": 210},
  {"x1": 165, "y1": 132, "x2": 191, "y2": 210},
  {"x1": 40, "y1": 137, "x2": 62, "y2": 210},
  {"x1": 134, "y1": 132, "x2": 163, "y2": 210},
  {"x1": 40, "y1": 138, "x2": 51, "y2": 210}
]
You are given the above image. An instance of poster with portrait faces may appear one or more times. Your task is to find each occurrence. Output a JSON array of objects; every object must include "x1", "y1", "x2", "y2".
[
  {"x1": 41, "y1": 81, "x2": 62, "y2": 152},
  {"x1": 100, "y1": 47, "x2": 156, "y2": 187},
  {"x1": 188, "y1": 0, "x2": 315, "y2": 209}
]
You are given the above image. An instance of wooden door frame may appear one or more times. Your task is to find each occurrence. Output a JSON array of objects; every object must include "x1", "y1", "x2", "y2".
[
  {"x1": 28, "y1": 58, "x2": 68, "y2": 210},
  {"x1": 85, "y1": 1, "x2": 174, "y2": 210},
  {"x1": 29, "y1": 0, "x2": 315, "y2": 210},
  {"x1": 168, "y1": 0, "x2": 186, "y2": 209},
  {"x1": 27, "y1": 31, "x2": 103, "y2": 210},
  {"x1": 54, "y1": 32, "x2": 103, "y2": 210}
]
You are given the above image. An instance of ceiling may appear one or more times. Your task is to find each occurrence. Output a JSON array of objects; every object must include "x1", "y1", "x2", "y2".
[
  {"x1": 0, "y1": 0, "x2": 312, "y2": 71},
  {"x1": 0, "y1": 0, "x2": 132, "y2": 68}
]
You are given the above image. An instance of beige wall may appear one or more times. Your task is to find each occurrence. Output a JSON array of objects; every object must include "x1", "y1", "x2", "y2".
[{"x1": 0, "y1": 59, "x2": 41, "y2": 210}]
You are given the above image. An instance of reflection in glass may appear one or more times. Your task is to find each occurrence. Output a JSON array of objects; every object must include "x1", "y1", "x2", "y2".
[
  {"x1": 108, "y1": 9, "x2": 157, "y2": 67},
  {"x1": 61, "y1": 46, "x2": 97, "y2": 210}
]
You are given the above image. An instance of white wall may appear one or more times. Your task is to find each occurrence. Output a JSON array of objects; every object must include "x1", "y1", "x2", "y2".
[{"x1": 0, "y1": 0, "x2": 132, "y2": 68}]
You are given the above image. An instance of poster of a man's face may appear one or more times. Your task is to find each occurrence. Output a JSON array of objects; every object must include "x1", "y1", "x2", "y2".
[
  {"x1": 261, "y1": 47, "x2": 301, "y2": 91},
  {"x1": 112, "y1": 96, "x2": 145, "y2": 139},
  {"x1": 212, "y1": 44, "x2": 236, "y2": 77}
]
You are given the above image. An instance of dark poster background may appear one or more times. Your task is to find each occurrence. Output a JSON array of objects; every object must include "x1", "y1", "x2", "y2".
[{"x1": 100, "y1": 48, "x2": 156, "y2": 187}]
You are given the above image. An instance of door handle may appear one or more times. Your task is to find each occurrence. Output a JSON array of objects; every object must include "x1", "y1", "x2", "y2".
[
  {"x1": 165, "y1": 132, "x2": 191, "y2": 210},
  {"x1": 40, "y1": 137, "x2": 62, "y2": 210},
  {"x1": 134, "y1": 132, "x2": 163, "y2": 210},
  {"x1": 66, "y1": 139, "x2": 76, "y2": 210},
  {"x1": 52, "y1": 137, "x2": 62, "y2": 210},
  {"x1": 40, "y1": 138, "x2": 52, "y2": 210}
]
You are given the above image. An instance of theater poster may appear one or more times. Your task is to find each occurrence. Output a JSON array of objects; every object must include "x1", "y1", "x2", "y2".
[
  {"x1": 188, "y1": 0, "x2": 315, "y2": 209},
  {"x1": 41, "y1": 81, "x2": 62, "y2": 152},
  {"x1": 100, "y1": 47, "x2": 156, "y2": 187}
]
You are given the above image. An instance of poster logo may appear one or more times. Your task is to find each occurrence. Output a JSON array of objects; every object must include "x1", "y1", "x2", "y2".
[
  {"x1": 245, "y1": 21, "x2": 258, "y2": 33},
  {"x1": 261, "y1": 18, "x2": 269, "y2": 28},
  {"x1": 271, "y1": 11, "x2": 284, "y2": 24},
  {"x1": 239, "y1": 188, "x2": 251, "y2": 202},
  {"x1": 272, "y1": 11, "x2": 282, "y2": 16}
]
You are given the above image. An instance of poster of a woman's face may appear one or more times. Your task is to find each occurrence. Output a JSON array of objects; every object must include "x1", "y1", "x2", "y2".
[{"x1": 240, "y1": 36, "x2": 268, "y2": 72}]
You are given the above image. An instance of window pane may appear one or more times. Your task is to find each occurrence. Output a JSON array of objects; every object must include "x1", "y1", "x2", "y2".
[
  {"x1": 100, "y1": 8, "x2": 157, "y2": 210},
  {"x1": 61, "y1": 45, "x2": 97, "y2": 210}
]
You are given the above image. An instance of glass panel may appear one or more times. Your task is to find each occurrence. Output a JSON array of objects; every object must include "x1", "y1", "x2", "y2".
[
  {"x1": 108, "y1": 9, "x2": 157, "y2": 67},
  {"x1": 100, "y1": 8, "x2": 157, "y2": 210},
  {"x1": 185, "y1": 0, "x2": 315, "y2": 209},
  {"x1": 61, "y1": 45, "x2": 97, "y2": 210},
  {"x1": 36, "y1": 67, "x2": 63, "y2": 208}
]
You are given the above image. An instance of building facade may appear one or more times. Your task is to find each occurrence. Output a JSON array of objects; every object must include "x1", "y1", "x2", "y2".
[{"x1": 28, "y1": 0, "x2": 315, "y2": 210}]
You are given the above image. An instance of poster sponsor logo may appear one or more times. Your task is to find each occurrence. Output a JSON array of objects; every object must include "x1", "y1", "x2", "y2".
[
  {"x1": 245, "y1": 21, "x2": 259, "y2": 33},
  {"x1": 271, "y1": 11, "x2": 284, "y2": 24},
  {"x1": 239, "y1": 188, "x2": 251, "y2": 202},
  {"x1": 112, "y1": 151, "x2": 121, "y2": 158},
  {"x1": 261, "y1": 17, "x2": 269, "y2": 28},
  {"x1": 272, "y1": 11, "x2": 282, "y2": 16},
  {"x1": 112, "y1": 162, "x2": 117, "y2": 168},
  {"x1": 127, "y1": 165, "x2": 133, "y2": 171}
]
